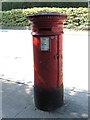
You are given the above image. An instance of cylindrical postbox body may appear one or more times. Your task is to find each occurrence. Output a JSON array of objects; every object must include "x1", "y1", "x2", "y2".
[{"x1": 27, "y1": 12, "x2": 67, "y2": 111}]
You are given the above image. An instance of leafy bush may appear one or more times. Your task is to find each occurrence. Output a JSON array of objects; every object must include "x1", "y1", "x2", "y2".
[
  {"x1": 1, "y1": 7, "x2": 89, "y2": 30},
  {"x1": 2, "y1": 2, "x2": 88, "y2": 11}
]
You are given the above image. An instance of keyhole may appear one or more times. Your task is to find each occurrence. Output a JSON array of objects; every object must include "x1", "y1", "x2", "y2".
[{"x1": 54, "y1": 54, "x2": 59, "y2": 59}]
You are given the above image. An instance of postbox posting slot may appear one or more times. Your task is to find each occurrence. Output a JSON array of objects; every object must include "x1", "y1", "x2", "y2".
[
  {"x1": 39, "y1": 28, "x2": 51, "y2": 31},
  {"x1": 40, "y1": 37, "x2": 50, "y2": 51}
]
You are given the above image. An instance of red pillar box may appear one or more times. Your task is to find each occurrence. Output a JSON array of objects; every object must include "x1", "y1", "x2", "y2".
[{"x1": 27, "y1": 12, "x2": 67, "y2": 111}]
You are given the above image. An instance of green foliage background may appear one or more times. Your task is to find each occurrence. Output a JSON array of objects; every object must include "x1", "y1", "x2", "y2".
[
  {"x1": 2, "y1": 2, "x2": 88, "y2": 11},
  {"x1": 1, "y1": 7, "x2": 89, "y2": 30}
]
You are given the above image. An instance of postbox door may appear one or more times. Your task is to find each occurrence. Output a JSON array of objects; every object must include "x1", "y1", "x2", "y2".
[{"x1": 33, "y1": 35, "x2": 62, "y2": 89}]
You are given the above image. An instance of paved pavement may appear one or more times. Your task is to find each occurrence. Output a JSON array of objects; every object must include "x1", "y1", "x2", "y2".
[
  {"x1": 1, "y1": 79, "x2": 88, "y2": 118},
  {"x1": 0, "y1": 29, "x2": 88, "y2": 118}
]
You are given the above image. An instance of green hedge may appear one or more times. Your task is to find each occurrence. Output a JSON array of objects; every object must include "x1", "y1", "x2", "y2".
[
  {"x1": 2, "y1": 2, "x2": 88, "y2": 11},
  {"x1": 1, "y1": 7, "x2": 89, "y2": 30}
]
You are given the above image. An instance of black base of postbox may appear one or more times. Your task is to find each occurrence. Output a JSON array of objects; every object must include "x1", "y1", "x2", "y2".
[{"x1": 34, "y1": 84, "x2": 63, "y2": 111}]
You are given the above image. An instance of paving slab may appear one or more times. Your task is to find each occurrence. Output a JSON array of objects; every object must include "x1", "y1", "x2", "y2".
[{"x1": 1, "y1": 79, "x2": 33, "y2": 118}]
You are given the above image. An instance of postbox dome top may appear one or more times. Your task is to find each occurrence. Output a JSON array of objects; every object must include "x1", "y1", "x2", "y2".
[
  {"x1": 27, "y1": 12, "x2": 67, "y2": 21},
  {"x1": 28, "y1": 12, "x2": 65, "y2": 16}
]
